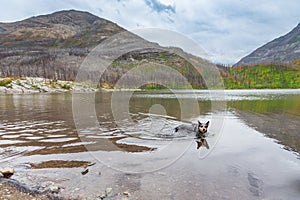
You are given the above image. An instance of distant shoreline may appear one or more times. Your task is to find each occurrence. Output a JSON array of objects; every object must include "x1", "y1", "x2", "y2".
[{"x1": 0, "y1": 77, "x2": 299, "y2": 94}]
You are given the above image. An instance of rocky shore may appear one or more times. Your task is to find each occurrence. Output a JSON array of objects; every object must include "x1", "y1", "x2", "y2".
[
  {"x1": 0, "y1": 167, "x2": 63, "y2": 200},
  {"x1": 0, "y1": 181, "x2": 51, "y2": 200},
  {"x1": 0, "y1": 77, "x2": 98, "y2": 94},
  {"x1": 0, "y1": 163, "x2": 131, "y2": 200}
]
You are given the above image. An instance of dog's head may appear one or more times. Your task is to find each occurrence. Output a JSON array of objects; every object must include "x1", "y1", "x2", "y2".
[{"x1": 198, "y1": 121, "x2": 209, "y2": 134}]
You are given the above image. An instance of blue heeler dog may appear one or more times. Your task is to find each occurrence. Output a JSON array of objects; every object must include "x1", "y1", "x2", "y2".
[{"x1": 174, "y1": 121, "x2": 210, "y2": 149}]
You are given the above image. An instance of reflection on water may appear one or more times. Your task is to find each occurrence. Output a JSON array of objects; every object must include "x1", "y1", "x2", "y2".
[
  {"x1": 0, "y1": 89, "x2": 300, "y2": 199},
  {"x1": 228, "y1": 91, "x2": 300, "y2": 153},
  {"x1": 195, "y1": 137, "x2": 209, "y2": 149}
]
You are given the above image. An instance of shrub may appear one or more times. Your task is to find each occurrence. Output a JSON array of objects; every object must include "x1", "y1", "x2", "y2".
[
  {"x1": 0, "y1": 79, "x2": 12, "y2": 87},
  {"x1": 60, "y1": 84, "x2": 71, "y2": 90}
]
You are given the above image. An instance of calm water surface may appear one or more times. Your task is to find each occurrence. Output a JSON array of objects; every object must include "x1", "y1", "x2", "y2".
[{"x1": 0, "y1": 89, "x2": 300, "y2": 199}]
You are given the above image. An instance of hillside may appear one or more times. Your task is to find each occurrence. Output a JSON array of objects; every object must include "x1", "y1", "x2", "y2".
[
  {"x1": 0, "y1": 10, "x2": 126, "y2": 81},
  {"x1": 0, "y1": 10, "x2": 213, "y2": 89},
  {"x1": 0, "y1": 10, "x2": 124, "y2": 48},
  {"x1": 220, "y1": 62, "x2": 300, "y2": 89},
  {"x1": 235, "y1": 23, "x2": 300, "y2": 66}
]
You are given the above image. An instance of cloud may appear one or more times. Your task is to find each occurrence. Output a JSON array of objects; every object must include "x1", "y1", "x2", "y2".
[
  {"x1": 144, "y1": 0, "x2": 175, "y2": 14},
  {"x1": 0, "y1": 0, "x2": 300, "y2": 64}
]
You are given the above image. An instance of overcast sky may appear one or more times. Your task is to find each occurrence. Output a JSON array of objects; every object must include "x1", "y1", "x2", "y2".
[{"x1": 1, "y1": 0, "x2": 300, "y2": 64}]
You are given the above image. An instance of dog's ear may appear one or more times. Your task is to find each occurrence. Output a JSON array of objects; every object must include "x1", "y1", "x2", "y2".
[
  {"x1": 198, "y1": 120, "x2": 201, "y2": 125},
  {"x1": 206, "y1": 121, "x2": 209, "y2": 126}
]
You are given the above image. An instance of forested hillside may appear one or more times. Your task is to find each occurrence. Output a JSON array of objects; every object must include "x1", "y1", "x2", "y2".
[{"x1": 220, "y1": 61, "x2": 300, "y2": 89}]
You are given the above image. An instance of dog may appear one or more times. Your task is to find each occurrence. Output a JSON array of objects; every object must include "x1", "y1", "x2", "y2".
[{"x1": 174, "y1": 120, "x2": 210, "y2": 149}]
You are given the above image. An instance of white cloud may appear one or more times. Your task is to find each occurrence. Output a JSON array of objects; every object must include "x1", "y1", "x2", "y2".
[{"x1": 0, "y1": 0, "x2": 300, "y2": 64}]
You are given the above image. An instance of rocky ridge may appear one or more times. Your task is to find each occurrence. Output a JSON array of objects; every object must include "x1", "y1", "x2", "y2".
[{"x1": 235, "y1": 23, "x2": 300, "y2": 66}]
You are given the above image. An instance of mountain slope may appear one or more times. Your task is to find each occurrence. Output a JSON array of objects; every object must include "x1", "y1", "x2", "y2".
[
  {"x1": 235, "y1": 23, "x2": 300, "y2": 66},
  {"x1": 0, "y1": 10, "x2": 124, "y2": 48},
  {"x1": 0, "y1": 10, "x2": 214, "y2": 89}
]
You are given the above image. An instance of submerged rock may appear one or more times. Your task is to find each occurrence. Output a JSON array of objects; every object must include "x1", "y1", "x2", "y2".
[{"x1": 248, "y1": 172, "x2": 263, "y2": 196}]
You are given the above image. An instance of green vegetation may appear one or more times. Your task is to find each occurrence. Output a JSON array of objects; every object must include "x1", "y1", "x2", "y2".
[
  {"x1": 60, "y1": 84, "x2": 71, "y2": 90},
  {"x1": 289, "y1": 35, "x2": 300, "y2": 44},
  {"x1": 31, "y1": 85, "x2": 40, "y2": 89},
  {"x1": 140, "y1": 83, "x2": 168, "y2": 90},
  {"x1": 16, "y1": 80, "x2": 23, "y2": 86},
  {"x1": 0, "y1": 79, "x2": 12, "y2": 87},
  {"x1": 107, "y1": 53, "x2": 300, "y2": 90},
  {"x1": 221, "y1": 62, "x2": 300, "y2": 89},
  {"x1": 157, "y1": 52, "x2": 169, "y2": 60}
]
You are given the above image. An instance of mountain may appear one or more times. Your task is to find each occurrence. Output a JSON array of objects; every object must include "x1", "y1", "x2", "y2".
[
  {"x1": 0, "y1": 10, "x2": 212, "y2": 89},
  {"x1": 0, "y1": 10, "x2": 127, "y2": 81},
  {"x1": 0, "y1": 10, "x2": 124, "y2": 48},
  {"x1": 235, "y1": 23, "x2": 300, "y2": 66}
]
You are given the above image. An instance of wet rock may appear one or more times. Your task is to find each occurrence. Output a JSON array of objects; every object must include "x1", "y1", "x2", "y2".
[
  {"x1": 97, "y1": 188, "x2": 113, "y2": 199},
  {"x1": 105, "y1": 187, "x2": 113, "y2": 195},
  {"x1": 0, "y1": 168, "x2": 14, "y2": 178},
  {"x1": 81, "y1": 167, "x2": 89, "y2": 175},
  {"x1": 49, "y1": 185, "x2": 60, "y2": 193},
  {"x1": 87, "y1": 162, "x2": 96, "y2": 167},
  {"x1": 98, "y1": 193, "x2": 106, "y2": 199}
]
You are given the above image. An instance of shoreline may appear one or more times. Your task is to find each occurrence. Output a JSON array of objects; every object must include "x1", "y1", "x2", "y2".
[
  {"x1": 0, "y1": 178, "x2": 61, "y2": 200},
  {"x1": 1, "y1": 77, "x2": 300, "y2": 94},
  {"x1": 0, "y1": 77, "x2": 98, "y2": 94}
]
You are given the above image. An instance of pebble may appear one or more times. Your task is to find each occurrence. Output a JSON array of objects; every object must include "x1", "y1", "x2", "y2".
[
  {"x1": 98, "y1": 193, "x2": 106, "y2": 199},
  {"x1": 123, "y1": 191, "x2": 129, "y2": 195},
  {"x1": 157, "y1": 172, "x2": 166, "y2": 176},
  {"x1": 105, "y1": 187, "x2": 113, "y2": 195},
  {"x1": 49, "y1": 185, "x2": 60, "y2": 193}
]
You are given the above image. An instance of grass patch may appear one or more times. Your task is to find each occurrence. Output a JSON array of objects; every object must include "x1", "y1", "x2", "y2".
[{"x1": 140, "y1": 84, "x2": 167, "y2": 90}]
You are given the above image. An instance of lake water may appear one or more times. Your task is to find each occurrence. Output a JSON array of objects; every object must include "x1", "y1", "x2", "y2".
[{"x1": 0, "y1": 89, "x2": 300, "y2": 199}]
